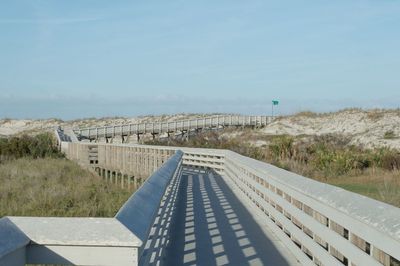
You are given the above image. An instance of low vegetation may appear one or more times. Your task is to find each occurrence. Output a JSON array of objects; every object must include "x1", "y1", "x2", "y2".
[
  {"x1": 384, "y1": 130, "x2": 397, "y2": 139},
  {"x1": 0, "y1": 158, "x2": 131, "y2": 217},
  {"x1": 0, "y1": 133, "x2": 61, "y2": 162},
  {"x1": 0, "y1": 134, "x2": 132, "y2": 217},
  {"x1": 146, "y1": 131, "x2": 400, "y2": 207}
]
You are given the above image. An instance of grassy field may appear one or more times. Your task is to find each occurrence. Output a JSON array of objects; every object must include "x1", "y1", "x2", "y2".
[
  {"x1": 327, "y1": 169, "x2": 400, "y2": 207},
  {"x1": 0, "y1": 157, "x2": 132, "y2": 217},
  {"x1": 146, "y1": 130, "x2": 400, "y2": 207}
]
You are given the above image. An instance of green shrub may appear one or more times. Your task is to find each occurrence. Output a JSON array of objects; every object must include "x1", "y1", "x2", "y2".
[
  {"x1": 367, "y1": 111, "x2": 384, "y2": 121},
  {"x1": 383, "y1": 130, "x2": 396, "y2": 139},
  {"x1": 294, "y1": 111, "x2": 319, "y2": 118},
  {"x1": 378, "y1": 149, "x2": 400, "y2": 170},
  {"x1": 0, "y1": 133, "x2": 62, "y2": 162},
  {"x1": 269, "y1": 136, "x2": 294, "y2": 160}
]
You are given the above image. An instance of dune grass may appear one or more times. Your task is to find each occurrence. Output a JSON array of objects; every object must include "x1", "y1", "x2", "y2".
[
  {"x1": 327, "y1": 169, "x2": 400, "y2": 207},
  {"x1": 0, "y1": 158, "x2": 132, "y2": 217}
]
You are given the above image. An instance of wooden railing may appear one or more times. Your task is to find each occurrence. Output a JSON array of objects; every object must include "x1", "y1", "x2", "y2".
[
  {"x1": 73, "y1": 115, "x2": 272, "y2": 140},
  {"x1": 223, "y1": 151, "x2": 400, "y2": 266}
]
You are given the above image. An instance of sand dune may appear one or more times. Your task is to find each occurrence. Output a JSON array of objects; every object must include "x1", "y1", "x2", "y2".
[
  {"x1": 262, "y1": 109, "x2": 400, "y2": 149},
  {"x1": 1, "y1": 110, "x2": 399, "y2": 149}
]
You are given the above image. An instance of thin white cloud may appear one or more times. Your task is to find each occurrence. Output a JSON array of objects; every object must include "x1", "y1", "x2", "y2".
[{"x1": 0, "y1": 17, "x2": 101, "y2": 25}]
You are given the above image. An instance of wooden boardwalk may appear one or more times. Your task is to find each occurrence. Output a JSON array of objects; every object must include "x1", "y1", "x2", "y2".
[
  {"x1": 165, "y1": 169, "x2": 298, "y2": 266},
  {"x1": 73, "y1": 115, "x2": 272, "y2": 141}
]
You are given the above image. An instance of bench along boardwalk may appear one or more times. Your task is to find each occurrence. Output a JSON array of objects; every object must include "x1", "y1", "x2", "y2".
[{"x1": 1, "y1": 116, "x2": 400, "y2": 266}]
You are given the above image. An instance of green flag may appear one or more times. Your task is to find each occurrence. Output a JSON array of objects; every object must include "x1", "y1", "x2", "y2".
[{"x1": 272, "y1": 100, "x2": 279, "y2": 105}]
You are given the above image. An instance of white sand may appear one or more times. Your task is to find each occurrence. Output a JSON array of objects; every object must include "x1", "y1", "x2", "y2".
[
  {"x1": 1, "y1": 110, "x2": 399, "y2": 150},
  {"x1": 262, "y1": 109, "x2": 400, "y2": 149}
]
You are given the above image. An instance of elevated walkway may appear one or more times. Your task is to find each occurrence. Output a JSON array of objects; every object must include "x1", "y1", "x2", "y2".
[
  {"x1": 73, "y1": 115, "x2": 272, "y2": 142},
  {"x1": 165, "y1": 169, "x2": 299, "y2": 266}
]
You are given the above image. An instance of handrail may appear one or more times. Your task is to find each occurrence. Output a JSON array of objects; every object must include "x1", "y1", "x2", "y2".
[
  {"x1": 73, "y1": 114, "x2": 272, "y2": 139},
  {"x1": 116, "y1": 150, "x2": 183, "y2": 264},
  {"x1": 223, "y1": 150, "x2": 400, "y2": 265},
  {"x1": 0, "y1": 218, "x2": 29, "y2": 265},
  {"x1": 116, "y1": 150, "x2": 183, "y2": 242},
  {"x1": 54, "y1": 127, "x2": 62, "y2": 149}
]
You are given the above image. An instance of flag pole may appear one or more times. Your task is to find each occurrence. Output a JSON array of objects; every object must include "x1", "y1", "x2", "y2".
[
  {"x1": 271, "y1": 100, "x2": 279, "y2": 119},
  {"x1": 272, "y1": 102, "x2": 274, "y2": 118}
]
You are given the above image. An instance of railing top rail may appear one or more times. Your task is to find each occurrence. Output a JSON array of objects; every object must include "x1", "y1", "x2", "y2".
[
  {"x1": 73, "y1": 142, "x2": 227, "y2": 156},
  {"x1": 73, "y1": 114, "x2": 271, "y2": 132},
  {"x1": 54, "y1": 128, "x2": 62, "y2": 144},
  {"x1": 6, "y1": 217, "x2": 141, "y2": 247},
  {"x1": 225, "y1": 150, "x2": 400, "y2": 241},
  {"x1": 0, "y1": 217, "x2": 29, "y2": 258},
  {"x1": 115, "y1": 150, "x2": 183, "y2": 242}
]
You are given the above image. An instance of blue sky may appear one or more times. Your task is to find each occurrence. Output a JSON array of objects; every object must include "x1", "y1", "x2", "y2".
[{"x1": 0, "y1": 1, "x2": 399, "y2": 119}]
